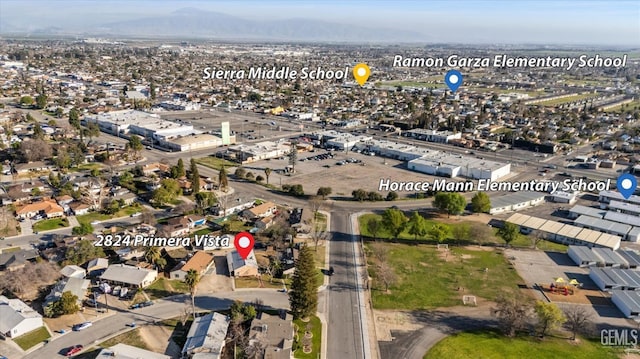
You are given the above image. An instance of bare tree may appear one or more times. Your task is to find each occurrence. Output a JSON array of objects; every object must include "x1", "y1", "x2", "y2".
[
  {"x1": 140, "y1": 210, "x2": 156, "y2": 226},
  {"x1": 19, "y1": 139, "x2": 52, "y2": 162},
  {"x1": 531, "y1": 230, "x2": 545, "y2": 250},
  {"x1": 563, "y1": 305, "x2": 594, "y2": 340},
  {"x1": 492, "y1": 295, "x2": 531, "y2": 337},
  {"x1": 376, "y1": 262, "x2": 397, "y2": 293},
  {"x1": 370, "y1": 243, "x2": 388, "y2": 263}
]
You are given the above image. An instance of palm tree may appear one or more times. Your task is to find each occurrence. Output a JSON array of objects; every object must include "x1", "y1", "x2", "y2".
[
  {"x1": 264, "y1": 167, "x2": 272, "y2": 185},
  {"x1": 144, "y1": 246, "x2": 160, "y2": 266},
  {"x1": 184, "y1": 269, "x2": 200, "y2": 319}
]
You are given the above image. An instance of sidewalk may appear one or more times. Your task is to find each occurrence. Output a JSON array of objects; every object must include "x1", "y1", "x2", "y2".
[{"x1": 317, "y1": 210, "x2": 331, "y2": 359}]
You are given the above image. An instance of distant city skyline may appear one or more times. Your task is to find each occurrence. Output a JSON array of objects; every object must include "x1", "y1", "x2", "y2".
[{"x1": 0, "y1": 0, "x2": 638, "y2": 45}]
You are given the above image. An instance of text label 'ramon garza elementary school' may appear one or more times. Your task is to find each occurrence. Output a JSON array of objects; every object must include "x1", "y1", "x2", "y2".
[{"x1": 392, "y1": 54, "x2": 627, "y2": 70}]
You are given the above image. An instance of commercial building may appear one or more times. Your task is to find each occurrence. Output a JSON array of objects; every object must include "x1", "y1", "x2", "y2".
[
  {"x1": 83, "y1": 110, "x2": 231, "y2": 152},
  {"x1": 402, "y1": 129, "x2": 462, "y2": 143},
  {"x1": 408, "y1": 152, "x2": 511, "y2": 181},
  {"x1": 229, "y1": 141, "x2": 291, "y2": 164},
  {"x1": 489, "y1": 191, "x2": 546, "y2": 214}
]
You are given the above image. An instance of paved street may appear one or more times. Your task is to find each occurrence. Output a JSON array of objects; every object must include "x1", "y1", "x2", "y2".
[{"x1": 23, "y1": 291, "x2": 288, "y2": 359}]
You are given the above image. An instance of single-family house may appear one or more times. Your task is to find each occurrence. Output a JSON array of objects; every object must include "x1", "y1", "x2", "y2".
[
  {"x1": 226, "y1": 249, "x2": 259, "y2": 277},
  {"x1": 60, "y1": 264, "x2": 86, "y2": 279},
  {"x1": 68, "y1": 201, "x2": 91, "y2": 216},
  {"x1": 256, "y1": 215, "x2": 275, "y2": 230},
  {"x1": 96, "y1": 344, "x2": 170, "y2": 359},
  {"x1": 182, "y1": 312, "x2": 230, "y2": 359},
  {"x1": 15, "y1": 199, "x2": 64, "y2": 219},
  {"x1": 100, "y1": 264, "x2": 157, "y2": 288},
  {"x1": 170, "y1": 251, "x2": 214, "y2": 281},
  {"x1": 162, "y1": 216, "x2": 191, "y2": 237},
  {"x1": 0, "y1": 296, "x2": 44, "y2": 338},
  {"x1": 44, "y1": 277, "x2": 90, "y2": 307},
  {"x1": 0, "y1": 249, "x2": 39, "y2": 271},
  {"x1": 186, "y1": 214, "x2": 206, "y2": 228},
  {"x1": 111, "y1": 191, "x2": 137, "y2": 206},
  {"x1": 86, "y1": 258, "x2": 109, "y2": 277},
  {"x1": 242, "y1": 202, "x2": 277, "y2": 221},
  {"x1": 248, "y1": 312, "x2": 295, "y2": 359}
]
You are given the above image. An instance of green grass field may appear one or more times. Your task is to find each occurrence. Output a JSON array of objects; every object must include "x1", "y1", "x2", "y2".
[
  {"x1": 99, "y1": 328, "x2": 149, "y2": 350},
  {"x1": 13, "y1": 326, "x2": 50, "y2": 350},
  {"x1": 145, "y1": 278, "x2": 189, "y2": 300},
  {"x1": 536, "y1": 93, "x2": 598, "y2": 106},
  {"x1": 366, "y1": 243, "x2": 523, "y2": 310},
  {"x1": 424, "y1": 331, "x2": 620, "y2": 359},
  {"x1": 33, "y1": 217, "x2": 69, "y2": 232},
  {"x1": 358, "y1": 213, "x2": 568, "y2": 251},
  {"x1": 195, "y1": 157, "x2": 237, "y2": 170},
  {"x1": 76, "y1": 204, "x2": 142, "y2": 225},
  {"x1": 293, "y1": 315, "x2": 322, "y2": 359}
]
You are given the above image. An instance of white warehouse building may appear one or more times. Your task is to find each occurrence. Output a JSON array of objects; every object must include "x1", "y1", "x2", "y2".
[{"x1": 408, "y1": 152, "x2": 511, "y2": 181}]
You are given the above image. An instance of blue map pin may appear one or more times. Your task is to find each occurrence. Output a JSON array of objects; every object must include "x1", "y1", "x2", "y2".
[
  {"x1": 617, "y1": 173, "x2": 637, "y2": 199},
  {"x1": 444, "y1": 70, "x2": 463, "y2": 92}
]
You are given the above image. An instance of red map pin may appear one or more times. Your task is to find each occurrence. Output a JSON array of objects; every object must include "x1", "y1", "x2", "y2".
[{"x1": 234, "y1": 232, "x2": 255, "y2": 260}]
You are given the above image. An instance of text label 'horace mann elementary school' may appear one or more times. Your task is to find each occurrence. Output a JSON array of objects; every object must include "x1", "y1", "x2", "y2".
[
  {"x1": 378, "y1": 178, "x2": 612, "y2": 193},
  {"x1": 393, "y1": 54, "x2": 627, "y2": 71}
]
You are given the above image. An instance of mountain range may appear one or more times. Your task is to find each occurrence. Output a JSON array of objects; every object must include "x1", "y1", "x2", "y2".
[{"x1": 1, "y1": 8, "x2": 428, "y2": 43}]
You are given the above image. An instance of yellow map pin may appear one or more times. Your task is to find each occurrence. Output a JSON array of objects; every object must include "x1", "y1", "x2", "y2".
[{"x1": 353, "y1": 63, "x2": 370, "y2": 86}]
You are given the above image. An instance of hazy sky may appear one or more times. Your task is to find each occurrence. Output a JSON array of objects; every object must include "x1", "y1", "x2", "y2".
[{"x1": 1, "y1": 0, "x2": 638, "y2": 45}]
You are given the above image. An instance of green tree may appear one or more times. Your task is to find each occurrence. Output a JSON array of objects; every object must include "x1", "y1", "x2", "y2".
[
  {"x1": 352, "y1": 188, "x2": 367, "y2": 202},
  {"x1": 386, "y1": 191, "x2": 398, "y2": 201},
  {"x1": 407, "y1": 211, "x2": 428, "y2": 240},
  {"x1": 381, "y1": 208, "x2": 407, "y2": 240},
  {"x1": 288, "y1": 141, "x2": 298, "y2": 173},
  {"x1": 195, "y1": 191, "x2": 216, "y2": 211},
  {"x1": 433, "y1": 192, "x2": 466, "y2": 218},
  {"x1": 36, "y1": 94, "x2": 48, "y2": 109},
  {"x1": 366, "y1": 217, "x2": 384, "y2": 240},
  {"x1": 68, "y1": 107, "x2": 81, "y2": 129},
  {"x1": 190, "y1": 158, "x2": 200, "y2": 194},
  {"x1": 428, "y1": 223, "x2": 450, "y2": 242},
  {"x1": 144, "y1": 246, "x2": 161, "y2": 265},
  {"x1": 219, "y1": 165, "x2": 228, "y2": 192},
  {"x1": 471, "y1": 192, "x2": 491, "y2": 214},
  {"x1": 172, "y1": 158, "x2": 186, "y2": 178},
  {"x1": 64, "y1": 239, "x2": 103, "y2": 265},
  {"x1": 19, "y1": 95, "x2": 34, "y2": 106},
  {"x1": 71, "y1": 223, "x2": 94, "y2": 236},
  {"x1": 497, "y1": 222, "x2": 519, "y2": 247},
  {"x1": 127, "y1": 135, "x2": 143, "y2": 160},
  {"x1": 234, "y1": 167, "x2": 246, "y2": 179},
  {"x1": 264, "y1": 167, "x2": 272, "y2": 185},
  {"x1": 317, "y1": 187, "x2": 332, "y2": 199},
  {"x1": 289, "y1": 246, "x2": 318, "y2": 319},
  {"x1": 57, "y1": 291, "x2": 80, "y2": 315},
  {"x1": 85, "y1": 122, "x2": 100, "y2": 144},
  {"x1": 534, "y1": 301, "x2": 566, "y2": 338},
  {"x1": 184, "y1": 269, "x2": 200, "y2": 319},
  {"x1": 32, "y1": 123, "x2": 44, "y2": 140}
]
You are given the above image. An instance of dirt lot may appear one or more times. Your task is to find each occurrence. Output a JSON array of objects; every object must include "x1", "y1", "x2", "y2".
[
  {"x1": 138, "y1": 324, "x2": 181, "y2": 357},
  {"x1": 197, "y1": 255, "x2": 233, "y2": 293}
]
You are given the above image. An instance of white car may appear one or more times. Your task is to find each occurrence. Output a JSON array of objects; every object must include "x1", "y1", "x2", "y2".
[
  {"x1": 130, "y1": 212, "x2": 142, "y2": 217},
  {"x1": 72, "y1": 322, "x2": 92, "y2": 331},
  {"x1": 90, "y1": 220, "x2": 100, "y2": 225}
]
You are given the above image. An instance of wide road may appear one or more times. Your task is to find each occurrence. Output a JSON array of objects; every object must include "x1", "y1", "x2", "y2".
[
  {"x1": 24, "y1": 291, "x2": 288, "y2": 359},
  {"x1": 326, "y1": 210, "x2": 365, "y2": 359}
]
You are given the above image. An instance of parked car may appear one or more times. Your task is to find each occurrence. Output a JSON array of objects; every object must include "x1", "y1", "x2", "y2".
[
  {"x1": 328, "y1": 266, "x2": 335, "y2": 276},
  {"x1": 72, "y1": 322, "x2": 92, "y2": 331},
  {"x1": 65, "y1": 344, "x2": 83, "y2": 356}
]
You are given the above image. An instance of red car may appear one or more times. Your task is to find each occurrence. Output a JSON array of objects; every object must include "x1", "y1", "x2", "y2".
[{"x1": 65, "y1": 344, "x2": 83, "y2": 357}]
